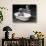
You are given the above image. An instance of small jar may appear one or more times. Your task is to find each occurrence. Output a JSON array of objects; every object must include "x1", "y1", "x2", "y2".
[{"x1": 12, "y1": 33, "x2": 15, "y2": 39}]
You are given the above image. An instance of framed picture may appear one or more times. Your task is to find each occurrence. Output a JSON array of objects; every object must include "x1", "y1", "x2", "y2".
[{"x1": 13, "y1": 4, "x2": 37, "y2": 23}]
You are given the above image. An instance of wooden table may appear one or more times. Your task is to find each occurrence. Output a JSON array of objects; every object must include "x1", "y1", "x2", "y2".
[{"x1": 2, "y1": 38, "x2": 44, "y2": 46}]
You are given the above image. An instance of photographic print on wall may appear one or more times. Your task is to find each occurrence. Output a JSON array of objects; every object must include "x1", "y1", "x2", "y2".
[{"x1": 13, "y1": 4, "x2": 37, "y2": 23}]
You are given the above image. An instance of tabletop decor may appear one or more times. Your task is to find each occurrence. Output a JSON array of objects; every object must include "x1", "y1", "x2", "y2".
[
  {"x1": 12, "y1": 33, "x2": 15, "y2": 39},
  {"x1": 0, "y1": 11, "x2": 3, "y2": 23},
  {"x1": 0, "y1": 7, "x2": 8, "y2": 23},
  {"x1": 33, "y1": 31, "x2": 44, "y2": 39},
  {"x1": 3, "y1": 26, "x2": 12, "y2": 39}
]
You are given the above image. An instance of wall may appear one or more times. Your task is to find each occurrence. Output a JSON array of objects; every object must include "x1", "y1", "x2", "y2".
[{"x1": 0, "y1": 0, "x2": 46, "y2": 46}]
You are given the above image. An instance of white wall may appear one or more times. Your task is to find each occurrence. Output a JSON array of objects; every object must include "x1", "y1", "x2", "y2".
[{"x1": 0, "y1": 0, "x2": 46, "y2": 46}]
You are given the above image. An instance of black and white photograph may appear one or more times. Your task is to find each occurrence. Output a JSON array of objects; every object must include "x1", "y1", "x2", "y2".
[{"x1": 13, "y1": 4, "x2": 37, "y2": 23}]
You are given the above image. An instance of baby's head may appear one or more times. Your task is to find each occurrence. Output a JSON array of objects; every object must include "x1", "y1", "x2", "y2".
[{"x1": 19, "y1": 8, "x2": 23, "y2": 13}]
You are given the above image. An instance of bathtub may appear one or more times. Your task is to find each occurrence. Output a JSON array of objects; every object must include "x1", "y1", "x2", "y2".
[{"x1": 14, "y1": 12, "x2": 32, "y2": 21}]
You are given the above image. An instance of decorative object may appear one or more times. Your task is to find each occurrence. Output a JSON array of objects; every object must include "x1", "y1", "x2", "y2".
[
  {"x1": 12, "y1": 33, "x2": 15, "y2": 39},
  {"x1": 13, "y1": 5, "x2": 36, "y2": 22},
  {"x1": 0, "y1": 11, "x2": 3, "y2": 23},
  {"x1": 3, "y1": 26, "x2": 12, "y2": 39},
  {"x1": 30, "y1": 35, "x2": 35, "y2": 39},
  {"x1": 0, "y1": 7, "x2": 8, "y2": 23},
  {"x1": 0, "y1": 7, "x2": 8, "y2": 10},
  {"x1": 33, "y1": 31, "x2": 44, "y2": 39}
]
